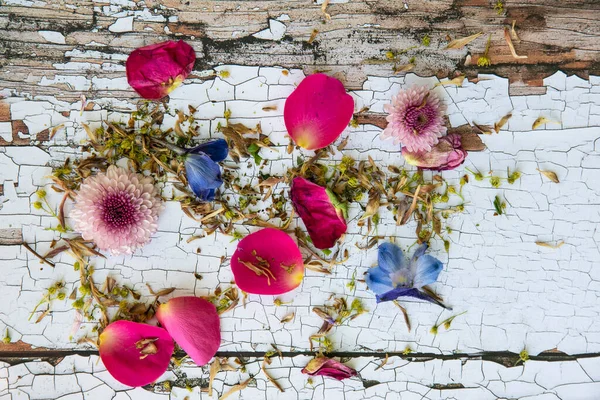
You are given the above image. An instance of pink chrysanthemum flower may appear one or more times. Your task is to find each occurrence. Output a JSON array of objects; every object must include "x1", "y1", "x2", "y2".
[
  {"x1": 382, "y1": 86, "x2": 447, "y2": 153},
  {"x1": 71, "y1": 166, "x2": 162, "y2": 255}
]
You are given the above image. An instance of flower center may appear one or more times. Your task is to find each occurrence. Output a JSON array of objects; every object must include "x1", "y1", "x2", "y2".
[
  {"x1": 404, "y1": 103, "x2": 435, "y2": 135},
  {"x1": 101, "y1": 192, "x2": 138, "y2": 229}
]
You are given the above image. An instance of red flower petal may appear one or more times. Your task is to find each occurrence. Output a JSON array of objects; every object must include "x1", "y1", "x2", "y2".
[
  {"x1": 402, "y1": 133, "x2": 467, "y2": 171},
  {"x1": 290, "y1": 177, "x2": 347, "y2": 249},
  {"x1": 99, "y1": 320, "x2": 174, "y2": 387},
  {"x1": 155, "y1": 297, "x2": 221, "y2": 366},
  {"x1": 301, "y1": 356, "x2": 357, "y2": 381},
  {"x1": 126, "y1": 40, "x2": 195, "y2": 100},
  {"x1": 284, "y1": 73, "x2": 354, "y2": 150},
  {"x1": 231, "y1": 228, "x2": 304, "y2": 295}
]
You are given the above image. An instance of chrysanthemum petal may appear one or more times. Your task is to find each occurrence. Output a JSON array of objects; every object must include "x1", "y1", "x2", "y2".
[
  {"x1": 185, "y1": 153, "x2": 223, "y2": 201},
  {"x1": 187, "y1": 139, "x2": 229, "y2": 163},
  {"x1": 155, "y1": 297, "x2": 221, "y2": 366},
  {"x1": 284, "y1": 73, "x2": 354, "y2": 150},
  {"x1": 231, "y1": 228, "x2": 304, "y2": 295},
  {"x1": 290, "y1": 177, "x2": 347, "y2": 249},
  {"x1": 126, "y1": 40, "x2": 195, "y2": 100},
  {"x1": 99, "y1": 320, "x2": 174, "y2": 387},
  {"x1": 301, "y1": 356, "x2": 357, "y2": 381},
  {"x1": 411, "y1": 254, "x2": 443, "y2": 288}
]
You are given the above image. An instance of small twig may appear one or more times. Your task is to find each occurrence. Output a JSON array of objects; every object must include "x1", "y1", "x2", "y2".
[{"x1": 23, "y1": 243, "x2": 55, "y2": 267}]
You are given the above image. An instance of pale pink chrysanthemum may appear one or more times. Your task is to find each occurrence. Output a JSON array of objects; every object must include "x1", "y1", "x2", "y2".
[
  {"x1": 70, "y1": 166, "x2": 162, "y2": 255},
  {"x1": 382, "y1": 86, "x2": 447, "y2": 153}
]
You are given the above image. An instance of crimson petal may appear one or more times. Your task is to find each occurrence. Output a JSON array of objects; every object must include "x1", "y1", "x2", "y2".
[
  {"x1": 231, "y1": 228, "x2": 304, "y2": 295},
  {"x1": 126, "y1": 40, "x2": 195, "y2": 100},
  {"x1": 301, "y1": 356, "x2": 357, "y2": 381},
  {"x1": 290, "y1": 177, "x2": 347, "y2": 249},
  {"x1": 155, "y1": 297, "x2": 221, "y2": 366},
  {"x1": 284, "y1": 73, "x2": 354, "y2": 150},
  {"x1": 99, "y1": 320, "x2": 174, "y2": 387}
]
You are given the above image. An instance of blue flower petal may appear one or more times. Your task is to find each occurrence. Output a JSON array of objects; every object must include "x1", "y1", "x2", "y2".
[
  {"x1": 412, "y1": 254, "x2": 443, "y2": 288},
  {"x1": 378, "y1": 242, "x2": 406, "y2": 274},
  {"x1": 187, "y1": 139, "x2": 228, "y2": 162},
  {"x1": 376, "y1": 287, "x2": 419, "y2": 303},
  {"x1": 185, "y1": 153, "x2": 223, "y2": 201},
  {"x1": 412, "y1": 243, "x2": 429, "y2": 261},
  {"x1": 365, "y1": 266, "x2": 394, "y2": 296}
]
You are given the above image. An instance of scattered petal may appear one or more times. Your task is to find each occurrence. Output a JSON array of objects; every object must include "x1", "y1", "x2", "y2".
[
  {"x1": 301, "y1": 356, "x2": 357, "y2": 381},
  {"x1": 231, "y1": 228, "x2": 304, "y2": 295},
  {"x1": 503, "y1": 27, "x2": 527, "y2": 59},
  {"x1": 537, "y1": 168, "x2": 559, "y2": 183},
  {"x1": 99, "y1": 320, "x2": 174, "y2": 387},
  {"x1": 126, "y1": 40, "x2": 196, "y2": 99},
  {"x1": 155, "y1": 297, "x2": 221, "y2": 366},
  {"x1": 494, "y1": 113, "x2": 512, "y2": 133},
  {"x1": 284, "y1": 73, "x2": 354, "y2": 150},
  {"x1": 532, "y1": 116, "x2": 560, "y2": 130},
  {"x1": 402, "y1": 133, "x2": 467, "y2": 171},
  {"x1": 290, "y1": 177, "x2": 347, "y2": 249},
  {"x1": 444, "y1": 32, "x2": 483, "y2": 49}
]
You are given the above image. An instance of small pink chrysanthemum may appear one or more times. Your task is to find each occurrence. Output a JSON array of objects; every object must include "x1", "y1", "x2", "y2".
[
  {"x1": 71, "y1": 166, "x2": 162, "y2": 255},
  {"x1": 382, "y1": 86, "x2": 447, "y2": 153}
]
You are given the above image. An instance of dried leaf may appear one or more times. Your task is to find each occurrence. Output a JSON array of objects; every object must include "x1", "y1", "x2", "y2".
[
  {"x1": 532, "y1": 117, "x2": 560, "y2": 130},
  {"x1": 308, "y1": 29, "x2": 319, "y2": 44},
  {"x1": 305, "y1": 261, "x2": 332, "y2": 274},
  {"x1": 280, "y1": 312, "x2": 295, "y2": 323},
  {"x1": 511, "y1": 20, "x2": 521, "y2": 42},
  {"x1": 321, "y1": 0, "x2": 331, "y2": 20},
  {"x1": 50, "y1": 124, "x2": 65, "y2": 140},
  {"x1": 393, "y1": 63, "x2": 415, "y2": 74},
  {"x1": 336, "y1": 136, "x2": 350, "y2": 151},
  {"x1": 400, "y1": 184, "x2": 421, "y2": 225},
  {"x1": 219, "y1": 378, "x2": 252, "y2": 400},
  {"x1": 536, "y1": 168, "x2": 559, "y2": 183},
  {"x1": 145, "y1": 284, "x2": 176, "y2": 298},
  {"x1": 535, "y1": 240, "x2": 565, "y2": 249},
  {"x1": 375, "y1": 354, "x2": 389, "y2": 371},
  {"x1": 444, "y1": 32, "x2": 483, "y2": 50},
  {"x1": 435, "y1": 75, "x2": 465, "y2": 87},
  {"x1": 503, "y1": 27, "x2": 528, "y2": 59},
  {"x1": 81, "y1": 123, "x2": 97, "y2": 143},
  {"x1": 494, "y1": 113, "x2": 512, "y2": 133},
  {"x1": 262, "y1": 359, "x2": 284, "y2": 392},
  {"x1": 208, "y1": 358, "x2": 221, "y2": 396},
  {"x1": 473, "y1": 122, "x2": 493, "y2": 135},
  {"x1": 262, "y1": 105, "x2": 278, "y2": 111},
  {"x1": 35, "y1": 308, "x2": 50, "y2": 324}
]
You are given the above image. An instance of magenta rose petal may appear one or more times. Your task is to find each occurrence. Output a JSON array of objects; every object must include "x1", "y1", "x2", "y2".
[
  {"x1": 402, "y1": 133, "x2": 467, "y2": 171},
  {"x1": 290, "y1": 177, "x2": 347, "y2": 249},
  {"x1": 99, "y1": 320, "x2": 174, "y2": 387},
  {"x1": 126, "y1": 40, "x2": 196, "y2": 99},
  {"x1": 284, "y1": 73, "x2": 355, "y2": 150},
  {"x1": 301, "y1": 356, "x2": 357, "y2": 381},
  {"x1": 231, "y1": 228, "x2": 305, "y2": 295},
  {"x1": 155, "y1": 297, "x2": 221, "y2": 367}
]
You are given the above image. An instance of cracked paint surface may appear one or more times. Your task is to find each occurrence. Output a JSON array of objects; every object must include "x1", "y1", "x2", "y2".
[
  {"x1": 1, "y1": 354, "x2": 600, "y2": 399},
  {"x1": 1, "y1": 65, "x2": 600, "y2": 398}
]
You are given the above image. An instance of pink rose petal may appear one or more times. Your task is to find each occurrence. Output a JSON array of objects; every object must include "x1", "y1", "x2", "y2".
[
  {"x1": 284, "y1": 73, "x2": 355, "y2": 150},
  {"x1": 291, "y1": 177, "x2": 347, "y2": 249},
  {"x1": 99, "y1": 320, "x2": 174, "y2": 387},
  {"x1": 126, "y1": 40, "x2": 195, "y2": 99},
  {"x1": 155, "y1": 297, "x2": 221, "y2": 366},
  {"x1": 402, "y1": 133, "x2": 467, "y2": 171},
  {"x1": 231, "y1": 228, "x2": 304, "y2": 295},
  {"x1": 301, "y1": 356, "x2": 357, "y2": 381}
]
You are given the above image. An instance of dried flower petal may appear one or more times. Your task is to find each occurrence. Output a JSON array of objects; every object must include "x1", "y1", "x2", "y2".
[
  {"x1": 155, "y1": 297, "x2": 221, "y2": 366},
  {"x1": 99, "y1": 320, "x2": 174, "y2": 387},
  {"x1": 537, "y1": 168, "x2": 559, "y2": 183},
  {"x1": 301, "y1": 356, "x2": 357, "y2": 381},
  {"x1": 290, "y1": 177, "x2": 347, "y2": 249},
  {"x1": 402, "y1": 133, "x2": 467, "y2": 171},
  {"x1": 444, "y1": 32, "x2": 483, "y2": 50},
  {"x1": 231, "y1": 228, "x2": 304, "y2": 295},
  {"x1": 126, "y1": 40, "x2": 196, "y2": 99},
  {"x1": 284, "y1": 73, "x2": 354, "y2": 150}
]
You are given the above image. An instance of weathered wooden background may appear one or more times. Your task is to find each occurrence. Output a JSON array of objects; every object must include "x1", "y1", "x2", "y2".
[{"x1": 2, "y1": 1, "x2": 600, "y2": 399}]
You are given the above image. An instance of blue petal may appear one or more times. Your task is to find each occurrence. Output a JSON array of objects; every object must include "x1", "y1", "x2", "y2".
[
  {"x1": 412, "y1": 243, "x2": 429, "y2": 261},
  {"x1": 377, "y1": 288, "x2": 448, "y2": 309},
  {"x1": 185, "y1": 153, "x2": 223, "y2": 201},
  {"x1": 365, "y1": 266, "x2": 394, "y2": 296},
  {"x1": 378, "y1": 242, "x2": 406, "y2": 274},
  {"x1": 187, "y1": 139, "x2": 228, "y2": 162},
  {"x1": 412, "y1": 254, "x2": 443, "y2": 288}
]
